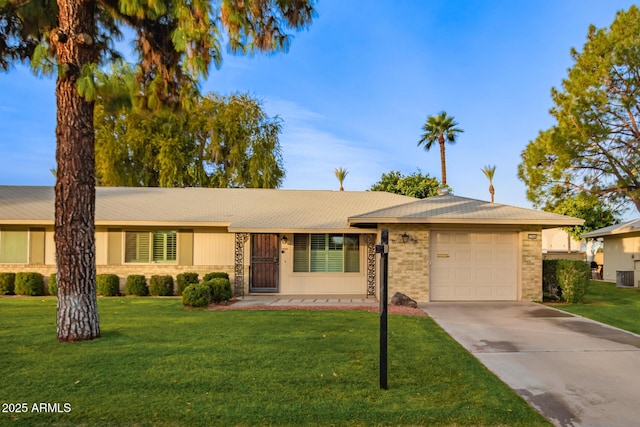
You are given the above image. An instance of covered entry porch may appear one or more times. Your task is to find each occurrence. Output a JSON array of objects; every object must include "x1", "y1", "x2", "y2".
[{"x1": 233, "y1": 232, "x2": 378, "y2": 298}]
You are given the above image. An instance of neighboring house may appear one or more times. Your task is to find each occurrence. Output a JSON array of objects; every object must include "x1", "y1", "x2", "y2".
[
  {"x1": 583, "y1": 219, "x2": 640, "y2": 286},
  {"x1": 0, "y1": 186, "x2": 582, "y2": 302},
  {"x1": 542, "y1": 228, "x2": 584, "y2": 261}
]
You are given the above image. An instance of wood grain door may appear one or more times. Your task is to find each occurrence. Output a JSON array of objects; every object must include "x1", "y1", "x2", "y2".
[{"x1": 250, "y1": 234, "x2": 279, "y2": 292}]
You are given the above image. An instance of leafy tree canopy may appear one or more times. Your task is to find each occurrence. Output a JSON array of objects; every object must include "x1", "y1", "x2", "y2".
[
  {"x1": 0, "y1": 0, "x2": 316, "y2": 341},
  {"x1": 545, "y1": 192, "x2": 620, "y2": 240},
  {"x1": 369, "y1": 170, "x2": 444, "y2": 199},
  {"x1": 1, "y1": 0, "x2": 316, "y2": 107},
  {"x1": 518, "y1": 5, "x2": 640, "y2": 216},
  {"x1": 95, "y1": 63, "x2": 284, "y2": 188}
]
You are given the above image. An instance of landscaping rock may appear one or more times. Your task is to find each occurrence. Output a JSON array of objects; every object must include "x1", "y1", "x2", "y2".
[{"x1": 390, "y1": 292, "x2": 418, "y2": 308}]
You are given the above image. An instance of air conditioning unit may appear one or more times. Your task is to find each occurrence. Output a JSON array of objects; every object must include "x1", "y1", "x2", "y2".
[{"x1": 616, "y1": 270, "x2": 634, "y2": 287}]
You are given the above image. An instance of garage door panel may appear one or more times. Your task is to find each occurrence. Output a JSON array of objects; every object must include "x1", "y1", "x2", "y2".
[
  {"x1": 495, "y1": 285, "x2": 516, "y2": 298},
  {"x1": 454, "y1": 268, "x2": 473, "y2": 281},
  {"x1": 455, "y1": 233, "x2": 471, "y2": 244},
  {"x1": 434, "y1": 232, "x2": 451, "y2": 243},
  {"x1": 476, "y1": 286, "x2": 495, "y2": 297},
  {"x1": 496, "y1": 267, "x2": 516, "y2": 278},
  {"x1": 476, "y1": 234, "x2": 493, "y2": 244},
  {"x1": 431, "y1": 231, "x2": 518, "y2": 301},
  {"x1": 431, "y1": 267, "x2": 452, "y2": 281},
  {"x1": 455, "y1": 250, "x2": 472, "y2": 262},
  {"x1": 476, "y1": 251, "x2": 492, "y2": 262},
  {"x1": 497, "y1": 233, "x2": 515, "y2": 244},
  {"x1": 475, "y1": 267, "x2": 494, "y2": 282},
  {"x1": 496, "y1": 250, "x2": 514, "y2": 263},
  {"x1": 453, "y1": 285, "x2": 474, "y2": 299}
]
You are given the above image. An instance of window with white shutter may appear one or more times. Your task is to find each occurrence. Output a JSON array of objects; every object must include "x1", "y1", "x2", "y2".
[
  {"x1": 125, "y1": 231, "x2": 176, "y2": 263},
  {"x1": 293, "y1": 233, "x2": 359, "y2": 273}
]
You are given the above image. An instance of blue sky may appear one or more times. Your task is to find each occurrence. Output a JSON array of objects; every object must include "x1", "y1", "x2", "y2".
[{"x1": 0, "y1": 0, "x2": 637, "y2": 210}]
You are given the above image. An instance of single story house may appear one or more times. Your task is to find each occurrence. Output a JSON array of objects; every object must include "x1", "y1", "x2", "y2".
[
  {"x1": 583, "y1": 219, "x2": 640, "y2": 286},
  {"x1": 0, "y1": 186, "x2": 582, "y2": 301}
]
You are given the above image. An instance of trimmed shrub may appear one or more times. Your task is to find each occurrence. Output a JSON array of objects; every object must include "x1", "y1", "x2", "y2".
[
  {"x1": 557, "y1": 260, "x2": 590, "y2": 303},
  {"x1": 149, "y1": 275, "x2": 174, "y2": 296},
  {"x1": 543, "y1": 259, "x2": 589, "y2": 303},
  {"x1": 204, "y1": 277, "x2": 232, "y2": 304},
  {"x1": 14, "y1": 272, "x2": 45, "y2": 296},
  {"x1": 0, "y1": 273, "x2": 15, "y2": 295},
  {"x1": 203, "y1": 272, "x2": 229, "y2": 282},
  {"x1": 176, "y1": 272, "x2": 199, "y2": 295},
  {"x1": 182, "y1": 283, "x2": 212, "y2": 307},
  {"x1": 125, "y1": 275, "x2": 148, "y2": 296},
  {"x1": 97, "y1": 274, "x2": 120, "y2": 296},
  {"x1": 542, "y1": 259, "x2": 561, "y2": 301},
  {"x1": 48, "y1": 273, "x2": 58, "y2": 296}
]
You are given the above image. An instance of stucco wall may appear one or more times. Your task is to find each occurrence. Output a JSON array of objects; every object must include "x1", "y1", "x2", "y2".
[
  {"x1": 542, "y1": 227, "x2": 582, "y2": 253},
  {"x1": 602, "y1": 234, "x2": 640, "y2": 284},
  {"x1": 0, "y1": 224, "x2": 547, "y2": 301},
  {"x1": 278, "y1": 233, "x2": 370, "y2": 295},
  {"x1": 0, "y1": 227, "x2": 243, "y2": 293}
]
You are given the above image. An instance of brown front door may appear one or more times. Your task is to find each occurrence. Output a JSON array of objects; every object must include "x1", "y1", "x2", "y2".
[{"x1": 250, "y1": 234, "x2": 279, "y2": 292}]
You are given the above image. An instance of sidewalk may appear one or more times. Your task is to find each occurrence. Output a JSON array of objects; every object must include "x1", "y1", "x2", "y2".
[{"x1": 231, "y1": 294, "x2": 379, "y2": 307}]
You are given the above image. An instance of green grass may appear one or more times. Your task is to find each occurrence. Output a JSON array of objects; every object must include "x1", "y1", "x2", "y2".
[
  {"x1": 0, "y1": 297, "x2": 549, "y2": 426},
  {"x1": 549, "y1": 280, "x2": 640, "y2": 334}
]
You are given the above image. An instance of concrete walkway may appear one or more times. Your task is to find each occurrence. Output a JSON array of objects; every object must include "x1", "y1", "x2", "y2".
[
  {"x1": 422, "y1": 302, "x2": 640, "y2": 427},
  {"x1": 231, "y1": 294, "x2": 379, "y2": 307}
]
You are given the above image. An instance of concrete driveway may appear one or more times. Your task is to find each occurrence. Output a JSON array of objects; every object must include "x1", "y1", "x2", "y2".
[{"x1": 422, "y1": 302, "x2": 640, "y2": 427}]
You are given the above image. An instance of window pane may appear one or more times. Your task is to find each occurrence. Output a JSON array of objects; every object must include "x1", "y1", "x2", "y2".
[
  {"x1": 327, "y1": 234, "x2": 343, "y2": 272},
  {"x1": 0, "y1": 230, "x2": 28, "y2": 264},
  {"x1": 310, "y1": 234, "x2": 327, "y2": 272},
  {"x1": 125, "y1": 232, "x2": 150, "y2": 263},
  {"x1": 329, "y1": 234, "x2": 343, "y2": 249},
  {"x1": 344, "y1": 234, "x2": 360, "y2": 273},
  {"x1": 310, "y1": 234, "x2": 326, "y2": 251},
  {"x1": 295, "y1": 234, "x2": 360, "y2": 273},
  {"x1": 293, "y1": 234, "x2": 309, "y2": 272},
  {"x1": 166, "y1": 231, "x2": 177, "y2": 261},
  {"x1": 152, "y1": 231, "x2": 176, "y2": 263}
]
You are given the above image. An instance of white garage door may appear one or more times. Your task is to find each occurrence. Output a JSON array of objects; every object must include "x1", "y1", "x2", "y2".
[{"x1": 430, "y1": 231, "x2": 518, "y2": 301}]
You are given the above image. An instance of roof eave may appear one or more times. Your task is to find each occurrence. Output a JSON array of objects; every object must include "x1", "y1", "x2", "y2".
[
  {"x1": 583, "y1": 228, "x2": 640, "y2": 239},
  {"x1": 94, "y1": 220, "x2": 232, "y2": 228},
  {"x1": 228, "y1": 226, "x2": 377, "y2": 234},
  {"x1": 0, "y1": 220, "x2": 54, "y2": 226},
  {"x1": 348, "y1": 217, "x2": 585, "y2": 227}
]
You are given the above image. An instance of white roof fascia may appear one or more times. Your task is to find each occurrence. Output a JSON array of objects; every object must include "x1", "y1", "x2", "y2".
[
  {"x1": 0, "y1": 220, "x2": 54, "y2": 226},
  {"x1": 95, "y1": 221, "x2": 232, "y2": 228},
  {"x1": 348, "y1": 217, "x2": 584, "y2": 227},
  {"x1": 228, "y1": 227, "x2": 377, "y2": 234},
  {"x1": 582, "y1": 219, "x2": 640, "y2": 238}
]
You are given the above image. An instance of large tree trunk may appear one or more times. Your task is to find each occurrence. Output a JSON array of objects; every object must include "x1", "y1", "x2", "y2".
[
  {"x1": 54, "y1": 0, "x2": 100, "y2": 341},
  {"x1": 439, "y1": 135, "x2": 447, "y2": 186}
]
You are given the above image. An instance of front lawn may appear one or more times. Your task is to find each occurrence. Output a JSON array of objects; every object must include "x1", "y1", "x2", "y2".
[
  {"x1": 549, "y1": 280, "x2": 640, "y2": 334},
  {"x1": 0, "y1": 297, "x2": 549, "y2": 426}
]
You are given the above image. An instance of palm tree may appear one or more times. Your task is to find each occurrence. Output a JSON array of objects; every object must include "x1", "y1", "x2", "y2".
[
  {"x1": 418, "y1": 111, "x2": 464, "y2": 187},
  {"x1": 482, "y1": 165, "x2": 497, "y2": 202},
  {"x1": 334, "y1": 167, "x2": 349, "y2": 191}
]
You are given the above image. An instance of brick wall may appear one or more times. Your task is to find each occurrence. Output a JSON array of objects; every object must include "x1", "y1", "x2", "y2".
[
  {"x1": 0, "y1": 264, "x2": 239, "y2": 295},
  {"x1": 521, "y1": 228, "x2": 543, "y2": 301},
  {"x1": 380, "y1": 226, "x2": 544, "y2": 303},
  {"x1": 95, "y1": 264, "x2": 236, "y2": 293},
  {"x1": 384, "y1": 224, "x2": 430, "y2": 302}
]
